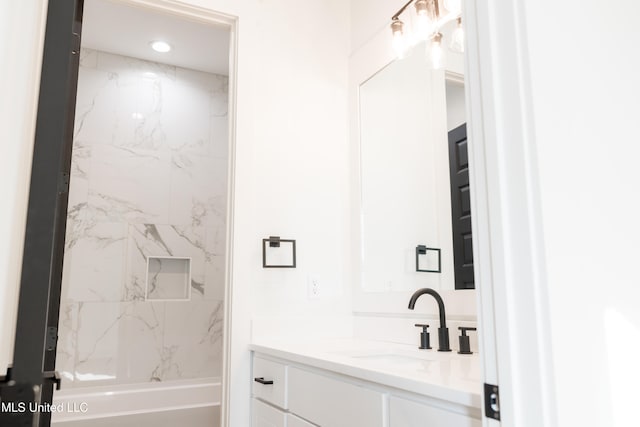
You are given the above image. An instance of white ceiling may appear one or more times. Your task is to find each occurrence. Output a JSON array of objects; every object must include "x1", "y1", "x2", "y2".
[{"x1": 81, "y1": 0, "x2": 230, "y2": 75}]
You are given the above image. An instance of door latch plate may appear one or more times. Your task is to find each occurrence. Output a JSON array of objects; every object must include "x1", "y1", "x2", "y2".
[{"x1": 484, "y1": 383, "x2": 501, "y2": 420}]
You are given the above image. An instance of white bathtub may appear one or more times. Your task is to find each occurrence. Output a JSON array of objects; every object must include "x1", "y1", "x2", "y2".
[{"x1": 51, "y1": 378, "x2": 221, "y2": 427}]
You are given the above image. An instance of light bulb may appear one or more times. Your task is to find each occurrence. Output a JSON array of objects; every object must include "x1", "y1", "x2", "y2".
[
  {"x1": 413, "y1": 0, "x2": 432, "y2": 42},
  {"x1": 414, "y1": 14, "x2": 432, "y2": 42},
  {"x1": 443, "y1": 0, "x2": 462, "y2": 16},
  {"x1": 450, "y1": 17, "x2": 464, "y2": 53},
  {"x1": 391, "y1": 19, "x2": 408, "y2": 59},
  {"x1": 428, "y1": 32, "x2": 445, "y2": 69}
]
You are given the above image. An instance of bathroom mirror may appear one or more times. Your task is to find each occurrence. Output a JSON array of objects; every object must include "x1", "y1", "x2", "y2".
[{"x1": 358, "y1": 25, "x2": 470, "y2": 292}]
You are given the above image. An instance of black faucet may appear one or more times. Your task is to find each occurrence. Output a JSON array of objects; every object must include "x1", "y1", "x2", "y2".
[{"x1": 408, "y1": 288, "x2": 451, "y2": 352}]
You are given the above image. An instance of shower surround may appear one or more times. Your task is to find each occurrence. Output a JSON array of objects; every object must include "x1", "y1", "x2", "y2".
[{"x1": 56, "y1": 48, "x2": 228, "y2": 388}]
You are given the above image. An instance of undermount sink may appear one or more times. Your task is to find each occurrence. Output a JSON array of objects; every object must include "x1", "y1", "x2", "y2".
[
  {"x1": 328, "y1": 348, "x2": 480, "y2": 382},
  {"x1": 332, "y1": 348, "x2": 448, "y2": 366},
  {"x1": 352, "y1": 353, "x2": 436, "y2": 366}
]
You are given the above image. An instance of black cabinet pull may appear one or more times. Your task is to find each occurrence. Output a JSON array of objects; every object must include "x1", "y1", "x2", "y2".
[{"x1": 254, "y1": 377, "x2": 274, "y2": 385}]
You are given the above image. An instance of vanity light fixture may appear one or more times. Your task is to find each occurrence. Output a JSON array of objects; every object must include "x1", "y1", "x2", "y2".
[
  {"x1": 391, "y1": 19, "x2": 408, "y2": 59},
  {"x1": 389, "y1": 0, "x2": 463, "y2": 63},
  {"x1": 443, "y1": 0, "x2": 462, "y2": 15},
  {"x1": 413, "y1": 0, "x2": 433, "y2": 41},
  {"x1": 428, "y1": 32, "x2": 445, "y2": 69},
  {"x1": 450, "y1": 17, "x2": 465, "y2": 53},
  {"x1": 150, "y1": 40, "x2": 171, "y2": 53}
]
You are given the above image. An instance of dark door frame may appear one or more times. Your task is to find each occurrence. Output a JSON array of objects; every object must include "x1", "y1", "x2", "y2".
[{"x1": 0, "y1": 1, "x2": 83, "y2": 426}]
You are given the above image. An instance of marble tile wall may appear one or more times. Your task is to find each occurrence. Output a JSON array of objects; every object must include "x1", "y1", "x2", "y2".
[{"x1": 56, "y1": 48, "x2": 227, "y2": 388}]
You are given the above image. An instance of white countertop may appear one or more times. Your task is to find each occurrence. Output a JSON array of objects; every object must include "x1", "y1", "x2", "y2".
[{"x1": 250, "y1": 338, "x2": 482, "y2": 408}]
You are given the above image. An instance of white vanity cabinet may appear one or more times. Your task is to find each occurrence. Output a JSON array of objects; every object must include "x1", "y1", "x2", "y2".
[
  {"x1": 252, "y1": 356, "x2": 288, "y2": 410},
  {"x1": 251, "y1": 352, "x2": 481, "y2": 427},
  {"x1": 286, "y1": 414, "x2": 315, "y2": 427},
  {"x1": 252, "y1": 398, "x2": 317, "y2": 427},
  {"x1": 389, "y1": 396, "x2": 481, "y2": 427},
  {"x1": 288, "y1": 366, "x2": 385, "y2": 427},
  {"x1": 252, "y1": 401, "x2": 315, "y2": 427},
  {"x1": 252, "y1": 398, "x2": 286, "y2": 427},
  {"x1": 252, "y1": 354, "x2": 384, "y2": 427}
]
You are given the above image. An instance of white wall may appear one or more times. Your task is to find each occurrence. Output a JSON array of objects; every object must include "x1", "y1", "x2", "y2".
[
  {"x1": 165, "y1": 2, "x2": 353, "y2": 424},
  {"x1": 445, "y1": 80, "x2": 466, "y2": 131},
  {"x1": 224, "y1": 0, "x2": 352, "y2": 323},
  {"x1": 522, "y1": 1, "x2": 640, "y2": 425},
  {"x1": 0, "y1": 1, "x2": 351, "y2": 426},
  {"x1": 350, "y1": 0, "x2": 408, "y2": 55}
]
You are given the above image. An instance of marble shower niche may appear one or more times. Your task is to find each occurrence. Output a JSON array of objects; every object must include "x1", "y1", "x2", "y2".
[
  {"x1": 56, "y1": 48, "x2": 228, "y2": 388},
  {"x1": 146, "y1": 256, "x2": 192, "y2": 300}
]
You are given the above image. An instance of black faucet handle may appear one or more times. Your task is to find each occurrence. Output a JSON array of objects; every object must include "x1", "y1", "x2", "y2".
[
  {"x1": 458, "y1": 327, "x2": 477, "y2": 354},
  {"x1": 414, "y1": 324, "x2": 431, "y2": 350}
]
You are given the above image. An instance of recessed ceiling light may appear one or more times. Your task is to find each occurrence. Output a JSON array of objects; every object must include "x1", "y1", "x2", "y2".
[{"x1": 150, "y1": 40, "x2": 171, "y2": 53}]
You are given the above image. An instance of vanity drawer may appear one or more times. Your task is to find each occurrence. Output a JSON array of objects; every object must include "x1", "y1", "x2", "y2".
[
  {"x1": 286, "y1": 414, "x2": 315, "y2": 427},
  {"x1": 252, "y1": 398, "x2": 286, "y2": 427},
  {"x1": 288, "y1": 367, "x2": 385, "y2": 427},
  {"x1": 390, "y1": 396, "x2": 481, "y2": 427},
  {"x1": 252, "y1": 356, "x2": 288, "y2": 409}
]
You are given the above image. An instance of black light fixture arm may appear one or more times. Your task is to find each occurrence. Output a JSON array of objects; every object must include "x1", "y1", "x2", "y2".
[{"x1": 392, "y1": 0, "x2": 415, "y2": 20}]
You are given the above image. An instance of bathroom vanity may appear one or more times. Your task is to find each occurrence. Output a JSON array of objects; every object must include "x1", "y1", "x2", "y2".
[{"x1": 250, "y1": 339, "x2": 481, "y2": 427}]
